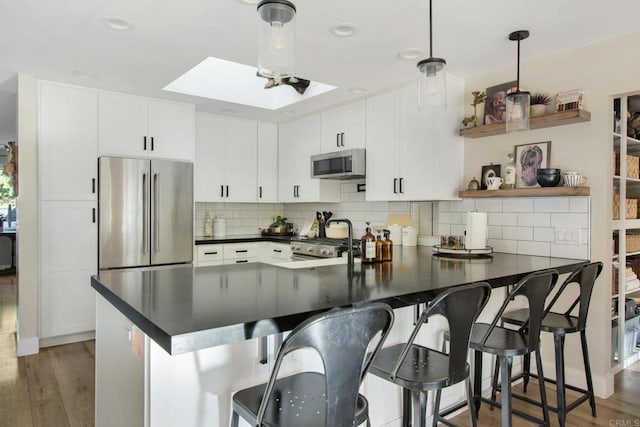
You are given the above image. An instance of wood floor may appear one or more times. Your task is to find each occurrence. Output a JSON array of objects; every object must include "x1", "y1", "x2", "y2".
[{"x1": 0, "y1": 273, "x2": 639, "y2": 426}]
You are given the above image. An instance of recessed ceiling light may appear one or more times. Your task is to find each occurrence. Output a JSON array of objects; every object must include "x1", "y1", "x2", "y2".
[
  {"x1": 102, "y1": 16, "x2": 135, "y2": 31},
  {"x1": 282, "y1": 111, "x2": 295, "y2": 116},
  {"x1": 72, "y1": 70, "x2": 98, "y2": 80},
  {"x1": 397, "y1": 48, "x2": 425, "y2": 60},
  {"x1": 220, "y1": 108, "x2": 236, "y2": 114},
  {"x1": 349, "y1": 88, "x2": 367, "y2": 95},
  {"x1": 330, "y1": 23, "x2": 358, "y2": 37}
]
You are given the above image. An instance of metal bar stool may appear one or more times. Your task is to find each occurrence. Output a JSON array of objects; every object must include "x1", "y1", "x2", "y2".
[
  {"x1": 469, "y1": 269, "x2": 559, "y2": 427},
  {"x1": 497, "y1": 261, "x2": 603, "y2": 427},
  {"x1": 368, "y1": 282, "x2": 492, "y2": 427},
  {"x1": 230, "y1": 303, "x2": 394, "y2": 427}
]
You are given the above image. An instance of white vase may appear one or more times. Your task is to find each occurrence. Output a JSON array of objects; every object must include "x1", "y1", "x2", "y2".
[{"x1": 531, "y1": 104, "x2": 547, "y2": 117}]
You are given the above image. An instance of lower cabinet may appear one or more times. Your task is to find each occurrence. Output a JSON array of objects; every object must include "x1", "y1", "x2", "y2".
[
  {"x1": 40, "y1": 201, "x2": 97, "y2": 339},
  {"x1": 194, "y1": 242, "x2": 293, "y2": 267}
]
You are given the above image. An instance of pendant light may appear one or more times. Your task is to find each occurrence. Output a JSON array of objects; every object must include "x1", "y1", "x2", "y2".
[
  {"x1": 505, "y1": 30, "x2": 531, "y2": 132},
  {"x1": 257, "y1": 0, "x2": 296, "y2": 79},
  {"x1": 417, "y1": 0, "x2": 446, "y2": 110}
]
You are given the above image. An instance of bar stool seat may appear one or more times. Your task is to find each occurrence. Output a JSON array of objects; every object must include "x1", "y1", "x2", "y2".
[{"x1": 469, "y1": 323, "x2": 529, "y2": 356}]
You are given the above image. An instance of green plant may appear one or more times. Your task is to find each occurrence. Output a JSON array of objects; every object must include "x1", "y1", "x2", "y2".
[
  {"x1": 270, "y1": 215, "x2": 287, "y2": 228},
  {"x1": 530, "y1": 92, "x2": 552, "y2": 105}
]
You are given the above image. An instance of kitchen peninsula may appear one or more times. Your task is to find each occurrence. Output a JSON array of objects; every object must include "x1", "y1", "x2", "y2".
[{"x1": 91, "y1": 248, "x2": 586, "y2": 427}]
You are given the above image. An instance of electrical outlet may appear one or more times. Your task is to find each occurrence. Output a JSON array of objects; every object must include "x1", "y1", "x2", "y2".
[{"x1": 555, "y1": 227, "x2": 580, "y2": 245}]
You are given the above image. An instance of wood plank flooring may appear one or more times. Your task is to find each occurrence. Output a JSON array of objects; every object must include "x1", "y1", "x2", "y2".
[{"x1": 0, "y1": 272, "x2": 639, "y2": 426}]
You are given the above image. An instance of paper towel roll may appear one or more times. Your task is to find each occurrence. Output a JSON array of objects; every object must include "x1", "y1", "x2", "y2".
[
  {"x1": 402, "y1": 226, "x2": 417, "y2": 246},
  {"x1": 465, "y1": 212, "x2": 487, "y2": 250}
]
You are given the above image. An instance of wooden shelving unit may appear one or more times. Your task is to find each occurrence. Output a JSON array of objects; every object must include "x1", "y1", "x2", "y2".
[
  {"x1": 459, "y1": 109, "x2": 591, "y2": 138},
  {"x1": 458, "y1": 186, "x2": 590, "y2": 198}
]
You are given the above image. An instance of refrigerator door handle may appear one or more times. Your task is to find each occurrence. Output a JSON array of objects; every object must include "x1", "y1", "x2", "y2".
[
  {"x1": 154, "y1": 172, "x2": 160, "y2": 253},
  {"x1": 143, "y1": 173, "x2": 149, "y2": 254}
]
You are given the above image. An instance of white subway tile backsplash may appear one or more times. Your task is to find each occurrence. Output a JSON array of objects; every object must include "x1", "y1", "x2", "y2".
[
  {"x1": 517, "y1": 241, "x2": 551, "y2": 257},
  {"x1": 503, "y1": 198, "x2": 533, "y2": 212},
  {"x1": 439, "y1": 212, "x2": 464, "y2": 224},
  {"x1": 449, "y1": 199, "x2": 476, "y2": 212},
  {"x1": 451, "y1": 224, "x2": 466, "y2": 235},
  {"x1": 534, "y1": 227, "x2": 555, "y2": 242},
  {"x1": 437, "y1": 224, "x2": 451, "y2": 236},
  {"x1": 489, "y1": 239, "x2": 517, "y2": 253},
  {"x1": 569, "y1": 197, "x2": 590, "y2": 213},
  {"x1": 438, "y1": 201, "x2": 451, "y2": 213},
  {"x1": 488, "y1": 212, "x2": 517, "y2": 226},
  {"x1": 487, "y1": 226, "x2": 503, "y2": 239},
  {"x1": 503, "y1": 226, "x2": 533, "y2": 241},
  {"x1": 534, "y1": 198, "x2": 569, "y2": 212},
  {"x1": 551, "y1": 213, "x2": 588, "y2": 228},
  {"x1": 475, "y1": 198, "x2": 503, "y2": 212},
  {"x1": 550, "y1": 244, "x2": 589, "y2": 260},
  {"x1": 518, "y1": 213, "x2": 550, "y2": 227}
]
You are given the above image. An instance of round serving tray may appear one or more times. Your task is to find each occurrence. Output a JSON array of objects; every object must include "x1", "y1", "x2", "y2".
[{"x1": 432, "y1": 245, "x2": 493, "y2": 257}]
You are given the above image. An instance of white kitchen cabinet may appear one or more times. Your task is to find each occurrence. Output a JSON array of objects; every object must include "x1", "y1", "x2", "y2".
[
  {"x1": 194, "y1": 113, "x2": 258, "y2": 203},
  {"x1": 223, "y1": 243, "x2": 261, "y2": 264},
  {"x1": 40, "y1": 201, "x2": 97, "y2": 339},
  {"x1": 195, "y1": 244, "x2": 224, "y2": 267},
  {"x1": 39, "y1": 81, "x2": 98, "y2": 201},
  {"x1": 261, "y1": 242, "x2": 292, "y2": 264},
  {"x1": 257, "y1": 122, "x2": 279, "y2": 203},
  {"x1": 365, "y1": 75, "x2": 464, "y2": 201},
  {"x1": 278, "y1": 115, "x2": 341, "y2": 203},
  {"x1": 320, "y1": 100, "x2": 366, "y2": 152},
  {"x1": 98, "y1": 91, "x2": 194, "y2": 161}
]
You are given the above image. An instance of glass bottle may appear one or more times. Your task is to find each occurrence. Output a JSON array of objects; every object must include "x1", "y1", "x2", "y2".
[
  {"x1": 203, "y1": 212, "x2": 213, "y2": 237},
  {"x1": 361, "y1": 222, "x2": 376, "y2": 264},
  {"x1": 382, "y1": 230, "x2": 393, "y2": 262},
  {"x1": 375, "y1": 233, "x2": 384, "y2": 262},
  {"x1": 504, "y1": 152, "x2": 516, "y2": 189}
]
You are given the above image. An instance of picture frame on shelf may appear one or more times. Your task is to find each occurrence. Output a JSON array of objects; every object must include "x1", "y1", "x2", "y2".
[
  {"x1": 515, "y1": 141, "x2": 551, "y2": 188},
  {"x1": 481, "y1": 164, "x2": 501, "y2": 190},
  {"x1": 484, "y1": 81, "x2": 518, "y2": 124}
]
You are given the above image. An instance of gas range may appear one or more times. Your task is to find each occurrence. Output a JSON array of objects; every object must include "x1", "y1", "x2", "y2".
[{"x1": 290, "y1": 238, "x2": 361, "y2": 260}]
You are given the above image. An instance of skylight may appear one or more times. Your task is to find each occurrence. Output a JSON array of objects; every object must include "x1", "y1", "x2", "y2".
[{"x1": 163, "y1": 57, "x2": 337, "y2": 110}]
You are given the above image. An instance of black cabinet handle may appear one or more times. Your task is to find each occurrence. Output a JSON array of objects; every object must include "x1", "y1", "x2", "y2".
[
  {"x1": 92, "y1": 178, "x2": 96, "y2": 194},
  {"x1": 143, "y1": 136, "x2": 147, "y2": 151},
  {"x1": 92, "y1": 208, "x2": 96, "y2": 223},
  {"x1": 225, "y1": 185, "x2": 229, "y2": 197},
  {"x1": 220, "y1": 185, "x2": 224, "y2": 197},
  {"x1": 150, "y1": 137, "x2": 155, "y2": 151},
  {"x1": 235, "y1": 249, "x2": 248, "y2": 253},
  {"x1": 393, "y1": 178, "x2": 398, "y2": 194},
  {"x1": 273, "y1": 249, "x2": 282, "y2": 253},
  {"x1": 336, "y1": 134, "x2": 340, "y2": 147},
  {"x1": 204, "y1": 251, "x2": 219, "y2": 255},
  {"x1": 399, "y1": 177, "x2": 404, "y2": 193},
  {"x1": 259, "y1": 186, "x2": 263, "y2": 199},
  {"x1": 341, "y1": 132, "x2": 345, "y2": 146},
  {"x1": 235, "y1": 259, "x2": 249, "y2": 264}
]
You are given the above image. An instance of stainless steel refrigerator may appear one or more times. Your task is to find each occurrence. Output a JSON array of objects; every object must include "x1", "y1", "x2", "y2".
[{"x1": 98, "y1": 156, "x2": 193, "y2": 270}]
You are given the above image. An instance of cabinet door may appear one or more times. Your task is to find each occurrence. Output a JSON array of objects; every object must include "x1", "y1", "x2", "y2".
[
  {"x1": 435, "y1": 75, "x2": 465, "y2": 200},
  {"x1": 147, "y1": 100, "x2": 195, "y2": 161},
  {"x1": 40, "y1": 82, "x2": 98, "y2": 201},
  {"x1": 320, "y1": 100, "x2": 366, "y2": 152},
  {"x1": 194, "y1": 112, "x2": 225, "y2": 202},
  {"x1": 365, "y1": 89, "x2": 402, "y2": 201},
  {"x1": 257, "y1": 122, "x2": 278, "y2": 203},
  {"x1": 98, "y1": 92, "x2": 148, "y2": 157},
  {"x1": 40, "y1": 201, "x2": 97, "y2": 338},
  {"x1": 278, "y1": 120, "x2": 303, "y2": 203},
  {"x1": 294, "y1": 115, "x2": 323, "y2": 202},
  {"x1": 224, "y1": 118, "x2": 257, "y2": 202}
]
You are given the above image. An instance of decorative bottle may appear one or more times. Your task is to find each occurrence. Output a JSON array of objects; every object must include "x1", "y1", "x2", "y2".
[
  {"x1": 203, "y1": 213, "x2": 213, "y2": 237},
  {"x1": 375, "y1": 233, "x2": 384, "y2": 262},
  {"x1": 382, "y1": 230, "x2": 393, "y2": 262},
  {"x1": 361, "y1": 222, "x2": 376, "y2": 264},
  {"x1": 504, "y1": 152, "x2": 516, "y2": 189}
]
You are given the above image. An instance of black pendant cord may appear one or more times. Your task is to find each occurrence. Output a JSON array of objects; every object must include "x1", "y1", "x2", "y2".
[
  {"x1": 429, "y1": 0, "x2": 433, "y2": 58},
  {"x1": 516, "y1": 38, "x2": 521, "y2": 91}
]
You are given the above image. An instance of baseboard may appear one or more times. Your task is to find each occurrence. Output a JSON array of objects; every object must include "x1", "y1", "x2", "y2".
[
  {"x1": 17, "y1": 336, "x2": 39, "y2": 356},
  {"x1": 39, "y1": 331, "x2": 95, "y2": 348}
]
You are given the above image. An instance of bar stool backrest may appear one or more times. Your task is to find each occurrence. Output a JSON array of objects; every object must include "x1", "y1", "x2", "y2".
[
  {"x1": 390, "y1": 282, "x2": 492, "y2": 386},
  {"x1": 256, "y1": 303, "x2": 394, "y2": 427},
  {"x1": 543, "y1": 261, "x2": 604, "y2": 331}
]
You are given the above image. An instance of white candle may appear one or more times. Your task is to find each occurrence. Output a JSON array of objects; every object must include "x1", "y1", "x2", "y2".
[{"x1": 466, "y1": 212, "x2": 487, "y2": 250}]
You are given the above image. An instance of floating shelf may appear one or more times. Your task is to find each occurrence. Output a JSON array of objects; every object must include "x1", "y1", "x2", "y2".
[
  {"x1": 458, "y1": 186, "x2": 590, "y2": 198},
  {"x1": 459, "y1": 109, "x2": 591, "y2": 138}
]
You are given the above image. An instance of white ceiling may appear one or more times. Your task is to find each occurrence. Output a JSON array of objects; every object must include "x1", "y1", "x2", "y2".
[{"x1": 1, "y1": 0, "x2": 639, "y2": 135}]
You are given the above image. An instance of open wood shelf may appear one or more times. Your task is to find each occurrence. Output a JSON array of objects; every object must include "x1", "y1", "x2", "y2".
[
  {"x1": 458, "y1": 186, "x2": 590, "y2": 198},
  {"x1": 459, "y1": 109, "x2": 591, "y2": 138}
]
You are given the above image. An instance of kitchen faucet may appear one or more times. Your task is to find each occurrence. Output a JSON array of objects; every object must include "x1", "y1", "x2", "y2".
[{"x1": 326, "y1": 218, "x2": 354, "y2": 267}]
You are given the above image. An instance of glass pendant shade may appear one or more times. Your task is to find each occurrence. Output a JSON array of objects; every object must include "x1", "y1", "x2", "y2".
[
  {"x1": 417, "y1": 58, "x2": 447, "y2": 110},
  {"x1": 257, "y1": 0, "x2": 296, "y2": 79},
  {"x1": 506, "y1": 90, "x2": 531, "y2": 132}
]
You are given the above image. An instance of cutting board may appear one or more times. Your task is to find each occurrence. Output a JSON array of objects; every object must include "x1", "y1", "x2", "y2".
[{"x1": 386, "y1": 214, "x2": 413, "y2": 227}]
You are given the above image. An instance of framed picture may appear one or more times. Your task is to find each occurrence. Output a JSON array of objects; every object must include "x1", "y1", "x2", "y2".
[
  {"x1": 481, "y1": 164, "x2": 501, "y2": 190},
  {"x1": 484, "y1": 81, "x2": 518, "y2": 124},
  {"x1": 515, "y1": 141, "x2": 551, "y2": 187}
]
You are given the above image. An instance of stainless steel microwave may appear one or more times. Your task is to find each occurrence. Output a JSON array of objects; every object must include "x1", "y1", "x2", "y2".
[{"x1": 310, "y1": 148, "x2": 366, "y2": 179}]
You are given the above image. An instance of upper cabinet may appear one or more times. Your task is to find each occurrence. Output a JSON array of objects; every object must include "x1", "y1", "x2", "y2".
[
  {"x1": 320, "y1": 100, "x2": 366, "y2": 152},
  {"x1": 365, "y1": 75, "x2": 464, "y2": 201},
  {"x1": 257, "y1": 122, "x2": 279, "y2": 203},
  {"x1": 98, "y1": 92, "x2": 194, "y2": 161},
  {"x1": 278, "y1": 115, "x2": 341, "y2": 203},
  {"x1": 195, "y1": 112, "x2": 258, "y2": 203},
  {"x1": 39, "y1": 81, "x2": 98, "y2": 201}
]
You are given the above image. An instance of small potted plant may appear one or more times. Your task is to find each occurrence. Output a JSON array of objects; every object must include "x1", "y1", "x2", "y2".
[
  {"x1": 269, "y1": 215, "x2": 288, "y2": 234},
  {"x1": 530, "y1": 92, "x2": 552, "y2": 117}
]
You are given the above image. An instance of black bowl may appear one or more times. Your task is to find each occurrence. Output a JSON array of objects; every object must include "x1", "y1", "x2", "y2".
[
  {"x1": 537, "y1": 168, "x2": 561, "y2": 175},
  {"x1": 536, "y1": 173, "x2": 561, "y2": 187}
]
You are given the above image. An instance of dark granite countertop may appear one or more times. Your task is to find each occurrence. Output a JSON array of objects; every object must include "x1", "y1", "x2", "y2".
[
  {"x1": 91, "y1": 247, "x2": 587, "y2": 355},
  {"x1": 195, "y1": 234, "x2": 295, "y2": 244}
]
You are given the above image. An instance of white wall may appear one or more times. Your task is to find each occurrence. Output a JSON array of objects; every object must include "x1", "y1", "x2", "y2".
[{"x1": 462, "y1": 32, "x2": 640, "y2": 397}]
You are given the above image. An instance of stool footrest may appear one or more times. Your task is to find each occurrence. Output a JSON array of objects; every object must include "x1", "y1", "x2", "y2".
[
  {"x1": 479, "y1": 396, "x2": 546, "y2": 426},
  {"x1": 437, "y1": 400, "x2": 468, "y2": 418}
]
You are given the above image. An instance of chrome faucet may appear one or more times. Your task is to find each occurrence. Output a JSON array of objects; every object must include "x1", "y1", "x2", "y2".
[{"x1": 327, "y1": 218, "x2": 354, "y2": 266}]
